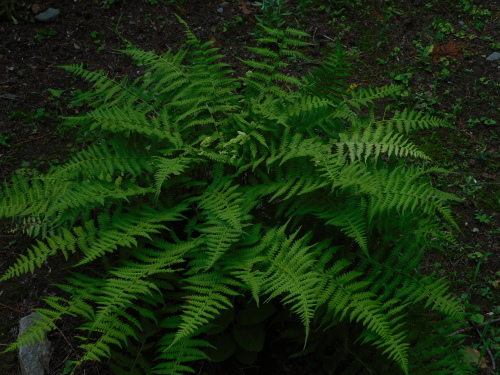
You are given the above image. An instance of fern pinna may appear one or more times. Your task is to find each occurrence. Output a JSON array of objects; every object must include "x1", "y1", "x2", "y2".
[{"x1": 0, "y1": 19, "x2": 472, "y2": 374}]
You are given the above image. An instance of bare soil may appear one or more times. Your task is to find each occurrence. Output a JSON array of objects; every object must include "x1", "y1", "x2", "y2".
[{"x1": 0, "y1": 0, "x2": 499, "y2": 374}]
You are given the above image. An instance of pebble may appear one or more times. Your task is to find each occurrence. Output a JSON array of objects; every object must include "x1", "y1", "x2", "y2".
[
  {"x1": 486, "y1": 52, "x2": 500, "y2": 61},
  {"x1": 0, "y1": 93, "x2": 16, "y2": 100},
  {"x1": 217, "y1": 7, "x2": 224, "y2": 13},
  {"x1": 34, "y1": 8, "x2": 60, "y2": 23}
]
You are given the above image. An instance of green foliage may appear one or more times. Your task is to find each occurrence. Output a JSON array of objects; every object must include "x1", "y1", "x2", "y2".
[
  {"x1": 0, "y1": 0, "x2": 21, "y2": 23},
  {"x1": 93, "y1": 0, "x2": 164, "y2": 8},
  {"x1": 253, "y1": 0, "x2": 291, "y2": 28},
  {"x1": 0, "y1": 132, "x2": 11, "y2": 147},
  {"x1": 0, "y1": 20, "x2": 473, "y2": 374}
]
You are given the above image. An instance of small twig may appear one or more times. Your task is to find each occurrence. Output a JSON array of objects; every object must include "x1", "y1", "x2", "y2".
[
  {"x1": 449, "y1": 317, "x2": 500, "y2": 336},
  {"x1": 11, "y1": 132, "x2": 54, "y2": 147},
  {"x1": 312, "y1": 27, "x2": 318, "y2": 44},
  {"x1": 0, "y1": 302, "x2": 23, "y2": 313},
  {"x1": 197, "y1": 360, "x2": 205, "y2": 375},
  {"x1": 321, "y1": 34, "x2": 336, "y2": 42},
  {"x1": 56, "y1": 325, "x2": 75, "y2": 352},
  {"x1": 297, "y1": 61, "x2": 322, "y2": 67},
  {"x1": 51, "y1": 352, "x2": 74, "y2": 374}
]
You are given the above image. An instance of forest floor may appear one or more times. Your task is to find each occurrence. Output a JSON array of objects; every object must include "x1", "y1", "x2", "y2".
[{"x1": 0, "y1": 0, "x2": 499, "y2": 374}]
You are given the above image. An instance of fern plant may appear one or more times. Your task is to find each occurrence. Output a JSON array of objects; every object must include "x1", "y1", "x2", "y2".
[{"x1": 0, "y1": 20, "x2": 473, "y2": 374}]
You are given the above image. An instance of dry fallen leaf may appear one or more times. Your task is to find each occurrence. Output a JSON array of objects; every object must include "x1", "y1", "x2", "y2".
[
  {"x1": 489, "y1": 279, "x2": 500, "y2": 289},
  {"x1": 238, "y1": 0, "x2": 252, "y2": 15},
  {"x1": 463, "y1": 347, "x2": 488, "y2": 369},
  {"x1": 32, "y1": 4, "x2": 41, "y2": 13},
  {"x1": 431, "y1": 40, "x2": 464, "y2": 61},
  {"x1": 209, "y1": 36, "x2": 221, "y2": 49}
]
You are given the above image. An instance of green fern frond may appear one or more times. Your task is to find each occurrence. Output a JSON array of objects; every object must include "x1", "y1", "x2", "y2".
[
  {"x1": 242, "y1": 26, "x2": 310, "y2": 96},
  {"x1": 83, "y1": 106, "x2": 173, "y2": 139},
  {"x1": 303, "y1": 44, "x2": 351, "y2": 103},
  {"x1": 60, "y1": 63, "x2": 158, "y2": 115},
  {"x1": 259, "y1": 227, "x2": 319, "y2": 343},
  {"x1": 76, "y1": 314, "x2": 139, "y2": 363},
  {"x1": 398, "y1": 274, "x2": 463, "y2": 317},
  {"x1": 264, "y1": 175, "x2": 329, "y2": 202},
  {"x1": 245, "y1": 46, "x2": 280, "y2": 60},
  {"x1": 226, "y1": 224, "x2": 273, "y2": 303},
  {"x1": 346, "y1": 85, "x2": 402, "y2": 109},
  {"x1": 50, "y1": 139, "x2": 154, "y2": 179},
  {"x1": 120, "y1": 42, "x2": 188, "y2": 72},
  {"x1": 238, "y1": 59, "x2": 276, "y2": 72},
  {"x1": 154, "y1": 323, "x2": 211, "y2": 375},
  {"x1": 175, "y1": 273, "x2": 240, "y2": 343},
  {"x1": 330, "y1": 162, "x2": 461, "y2": 228},
  {"x1": 116, "y1": 238, "x2": 197, "y2": 279},
  {"x1": 369, "y1": 168, "x2": 458, "y2": 221},
  {"x1": 401, "y1": 310, "x2": 474, "y2": 374},
  {"x1": 0, "y1": 227, "x2": 76, "y2": 281},
  {"x1": 194, "y1": 217, "x2": 245, "y2": 270},
  {"x1": 107, "y1": 322, "x2": 156, "y2": 375},
  {"x1": 0, "y1": 173, "x2": 57, "y2": 219},
  {"x1": 352, "y1": 240, "x2": 465, "y2": 366},
  {"x1": 315, "y1": 198, "x2": 369, "y2": 255},
  {"x1": 3, "y1": 291, "x2": 94, "y2": 353},
  {"x1": 285, "y1": 92, "x2": 331, "y2": 117},
  {"x1": 196, "y1": 178, "x2": 245, "y2": 231},
  {"x1": 356, "y1": 241, "x2": 424, "y2": 299},
  {"x1": 328, "y1": 100, "x2": 359, "y2": 127},
  {"x1": 46, "y1": 180, "x2": 154, "y2": 223},
  {"x1": 317, "y1": 264, "x2": 410, "y2": 373},
  {"x1": 2, "y1": 309, "x2": 58, "y2": 353},
  {"x1": 282, "y1": 26, "x2": 311, "y2": 38},
  {"x1": 382, "y1": 108, "x2": 453, "y2": 134},
  {"x1": 76, "y1": 204, "x2": 188, "y2": 266},
  {"x1": 337, "y1": 127, "x2": 430, "y2": 162},
  {"x1": 153, "y1": 156, "x2": 192, "y2": 199},
  {"x1": 266, "y1": 131, "x2": 329, "y2": 166},
  {"x1": 84, "y1": 277, "x2": 154, "y2": 333}
]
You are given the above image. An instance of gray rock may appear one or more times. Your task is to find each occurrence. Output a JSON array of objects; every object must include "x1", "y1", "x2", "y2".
[
  {"x1": 220, "y1": 1, "x2": 230, "y2": 7},
  {"x1": 34, "y1": 8, "x2": 60, "y2": 23},
  {"x1": 18, "y1": 313, "x2": 51, "y2": 375},
  {"x1": 486, "y1": 52, "x2": 500, "y2": 61},
  {"x1": 0, "y1": 93, "x2": 17, "y2": 100},
  {"x1": 217, "y1": 7, "x2": 224, "y2": 13}
]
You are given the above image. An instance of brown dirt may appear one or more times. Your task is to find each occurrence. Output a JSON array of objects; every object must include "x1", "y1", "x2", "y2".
[{"x1": 0, "y1": 0, "x2": 499, "y2": 374}]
